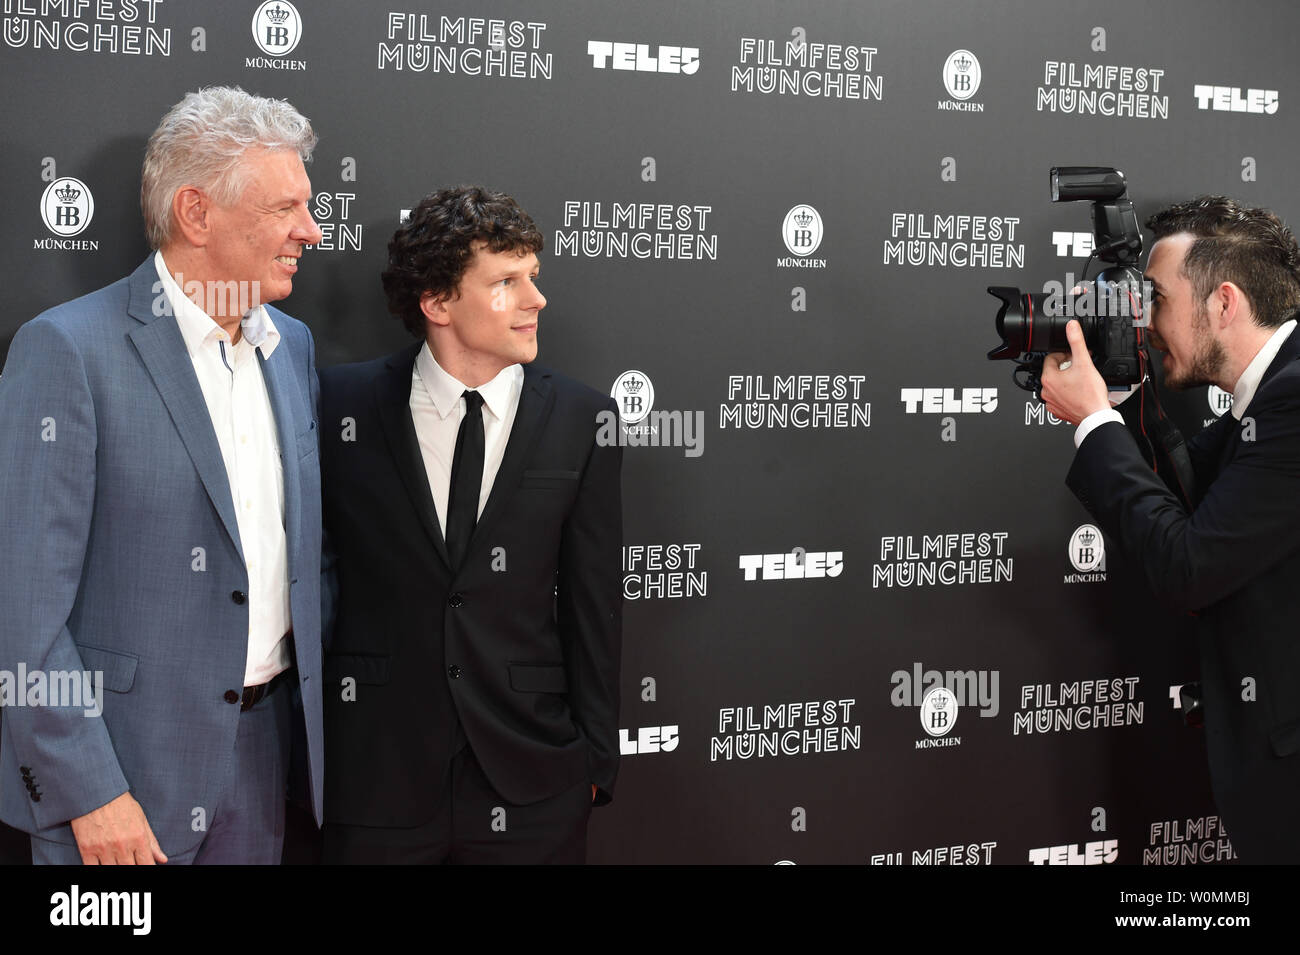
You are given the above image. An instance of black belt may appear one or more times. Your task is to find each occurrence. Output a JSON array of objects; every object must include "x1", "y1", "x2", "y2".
[{"x1": 241, "y1": 668, "x2": 293, "y2": 711}]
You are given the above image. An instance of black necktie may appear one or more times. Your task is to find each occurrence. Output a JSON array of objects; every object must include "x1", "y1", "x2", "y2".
[{"x1": 445, "y1": 390, "x2": 485, "y2": 571}]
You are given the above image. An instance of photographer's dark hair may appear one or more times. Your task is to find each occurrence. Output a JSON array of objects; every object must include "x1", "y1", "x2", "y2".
[
  {"x1": 1146, "y1": 196, "x2": 1300, "y2": 327},
  {"x1": 383, "y1": 186, "x2": 545, "y2": 338}
]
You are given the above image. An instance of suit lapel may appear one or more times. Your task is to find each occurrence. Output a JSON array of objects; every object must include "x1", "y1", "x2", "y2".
[
  {"x1": 469, "y1": 363, "x2": 556, "y2": 555},
  {"x1": 258, "y1": 341, "x2": 301, "y2": 575},
  {"x1": 124, "y1": 258, "x2": 245, "y2": 564},
  {"x1": 1203, "y1": 411, "x2": 1239, "y2": 479},
  {"x1": 375, "y1": 342, "x2": 452, "y2": 569}
]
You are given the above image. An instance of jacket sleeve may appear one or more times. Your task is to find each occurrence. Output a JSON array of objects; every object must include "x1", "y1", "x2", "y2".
[
  {"x1": 1113, "y1": 383, "x2": 1230, "y2": 502},
  {"x1": 1067, "y1": 376, "x2": 1300, "y2": 615},
  {"x1": 556, "y1": 396, "x2": 623, "y2": 805},
  {"x1": 0, "y1": 317, "x2": 130, "y2": 827}
]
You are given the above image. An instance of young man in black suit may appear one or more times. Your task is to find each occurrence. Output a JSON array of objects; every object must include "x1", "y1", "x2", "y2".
[
  {"x1": 318, "y1": 187, "x2": 622, "y2": 863},
  {"x1": 1041, "y1": 196, "x2": 1300, "y2": 863}
]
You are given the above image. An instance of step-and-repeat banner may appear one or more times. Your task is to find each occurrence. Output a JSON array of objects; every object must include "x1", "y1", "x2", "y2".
[{"x1": 3, "y1": 0, "x2": 1290, "y2": 865}]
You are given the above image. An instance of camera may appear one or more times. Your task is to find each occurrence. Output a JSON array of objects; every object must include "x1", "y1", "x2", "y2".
[{"x1": 988, "y1": 166, "x2": 1148, "y2": 397}]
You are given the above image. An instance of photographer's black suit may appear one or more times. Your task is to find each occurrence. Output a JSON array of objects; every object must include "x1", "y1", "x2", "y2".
[
  {"x1": 317, "y1": 343, "x2": 621, "y2": 860},
  {"x1": 1067, "y1": 328, "x2": 1300, "y2": 863}
]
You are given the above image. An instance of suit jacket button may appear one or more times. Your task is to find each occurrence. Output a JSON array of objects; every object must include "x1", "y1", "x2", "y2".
[
  {"x1": 447, "y1": 665, "x2": 461, "y2": 679},
  {"x1": 224, "y1": 690, "x2": 241, "y2": 704},
  {"x1": 231, "y1": 590, "x2": 247, "y2": 605},
  {"x1": 448, "y1": 592, "x2": 464, "y2": 608}
]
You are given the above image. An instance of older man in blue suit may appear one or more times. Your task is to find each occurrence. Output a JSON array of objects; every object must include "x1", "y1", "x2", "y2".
[{"x1": 0, "y1": 86, "x2": 326, "y2": 864}]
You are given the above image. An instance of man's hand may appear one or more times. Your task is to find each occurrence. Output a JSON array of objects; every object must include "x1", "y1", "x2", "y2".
[
  {"x1": 1040, "y1": 320, "x2": 1111, "y2": 425},
  {"x1": 69, "y1": 792, "x2": 168, "y2": 865},
  {"x1": 592, "y1": 784, "x2": 598, "y2": 803}
]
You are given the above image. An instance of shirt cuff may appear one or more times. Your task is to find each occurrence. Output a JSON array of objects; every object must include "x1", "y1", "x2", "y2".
[{"x1": 1075, "y1": 409, "x2": 1123, "y2": 449}]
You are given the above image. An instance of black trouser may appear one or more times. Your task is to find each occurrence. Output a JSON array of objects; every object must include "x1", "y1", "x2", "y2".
[{"x1": 322, "y1": 746, "x2": 591, "y2": 864}]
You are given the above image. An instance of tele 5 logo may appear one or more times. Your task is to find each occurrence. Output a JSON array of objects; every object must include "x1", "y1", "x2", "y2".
[
  {"x1": 620, "y1": 725, "x2": 679, "y2": 754},
  {"x1": 900, "y1": 387, "x2": 997, "y2": 414},
  {"x1": 1028, "y1": 839, "x2": 1118, "y2": 865}
]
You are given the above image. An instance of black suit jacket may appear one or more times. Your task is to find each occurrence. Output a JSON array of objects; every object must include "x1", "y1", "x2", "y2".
[
  {"x1": 319, "y1": 343, "x2": 622, "y2": 826},
  {"x1": 1067, "y1": 328, "x2": 1300, "y2": 863}
]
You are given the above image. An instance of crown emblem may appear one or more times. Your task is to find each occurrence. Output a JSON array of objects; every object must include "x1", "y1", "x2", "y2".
[
  {"x1": 793, "y1": 209, "x2": 813, "y2": 228},
  {"x1": 1078, "y1": 529, "x2": 1096, "y2": 547},
  {"x1": 622, "y1": 375, "x2": 645, "y2": 395},
  {"x1": 265, "y1": 3, "x2": 291, "y2": 23},
  {"x1": 55, "y1": 183, "x2": 81, "y2": 203},
  {"x1": 931, "y1": 693, "x2": 950, "y2": 711},
  {"x1": 952, "y1": 54, "x2": 972, "y2": 72}
]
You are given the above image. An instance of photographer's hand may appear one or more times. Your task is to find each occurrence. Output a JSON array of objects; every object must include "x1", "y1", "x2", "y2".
[{"x1": 1040, "y1": 320, "x2": 1110, "y2": 426}]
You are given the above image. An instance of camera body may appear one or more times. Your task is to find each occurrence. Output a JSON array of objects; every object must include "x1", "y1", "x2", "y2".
[{"x1": 988, "y1": 167, "x2": 1147, "y2": 396}]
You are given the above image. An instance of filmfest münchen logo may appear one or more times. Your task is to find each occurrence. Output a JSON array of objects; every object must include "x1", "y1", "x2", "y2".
[
  {"x1": 252, "y1": 1, "x2": 301, "y2": 56},
  {"x1": 943, "y1": 50, "x2": 981, "y2": 100},
  {"x1": 782, "y1": 205, "x2": 823, "y2": 256},
  {"x1": 41, "y1": 178, "x2": 94, "y2": 238}
]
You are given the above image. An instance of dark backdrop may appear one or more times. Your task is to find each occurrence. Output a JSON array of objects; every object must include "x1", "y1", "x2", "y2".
[{"x1": 3, "y1": 0, "x2": 1288, "y2": 865}]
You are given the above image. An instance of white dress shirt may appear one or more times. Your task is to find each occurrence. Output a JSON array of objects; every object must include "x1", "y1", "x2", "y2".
[
  {"x1": 1226, "y1": 319, "x2": 1296, "y2": 420},
  {"x1": 154, "y1": 251, "x2": 292, "y2": 686},
  {"x1": 409, "y1": 342, "x2": 524, "y2": 536},
  {"x1": 1075, "y1": 320, "x2": 1298, "y2": 447}
]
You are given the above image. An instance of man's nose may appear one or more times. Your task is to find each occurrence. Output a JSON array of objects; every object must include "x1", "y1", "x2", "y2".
[{"x1": 296, "y1": 209, "x2": 324, "y2": 246}]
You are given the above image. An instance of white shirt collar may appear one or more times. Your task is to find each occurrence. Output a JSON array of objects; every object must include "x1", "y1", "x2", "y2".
[
  {"x1": 1230, "y1": 319, "x2": 1296, "y2": 420},
  {"x1": 414, "y1": 341, "x2": 523, "y2": 421},
  {"x1": 153, "y1": 250, "x2": 281, "y2": 360}
]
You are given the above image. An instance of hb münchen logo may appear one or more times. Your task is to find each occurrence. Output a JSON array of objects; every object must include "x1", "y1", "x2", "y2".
[
  {"x1": 920, "y1": 686, "x2": 958, "y2": 737},
  {"x1": 612, "y1": 370, "x2": 655, "y2": 425},
  {"x1": 943, "y1": 49, "x2": 981, "y2": 100},
  {"x1": 1068, "y1": 523, "x2": 1105, "y2": 572},
  {"x1": 40, "y1": 178, "x2": 94, "y2": 238},
  {"x1": 252, "y1": 1, "x2": 301, "y2": 56},
  {"x1": 782, "y1": 205, "x2": 823, "y2": 256},
  {"x1": 1207, "y1": 385, "x2": 1232, "y2": 417}
]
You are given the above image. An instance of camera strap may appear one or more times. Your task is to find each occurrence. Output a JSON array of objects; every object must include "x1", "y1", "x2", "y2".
[{"x1": 1142, "y1": 377, "x2": 1197, "y2": 511}]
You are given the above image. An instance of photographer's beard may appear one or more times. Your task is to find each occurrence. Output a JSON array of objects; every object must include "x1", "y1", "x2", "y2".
[{"x1": 1156, "y1": 303, "x2": 1228, "y2": 391}]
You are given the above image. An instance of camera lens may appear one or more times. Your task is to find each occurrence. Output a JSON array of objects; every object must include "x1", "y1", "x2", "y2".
[{"x1": 988, "y1": 286, "x2": 1098, "y2": 359}]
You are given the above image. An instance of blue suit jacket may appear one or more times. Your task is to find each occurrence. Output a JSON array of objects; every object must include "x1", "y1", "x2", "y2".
[{"x1": 0, "y1": 257, "x2": 324, "y2": 854}]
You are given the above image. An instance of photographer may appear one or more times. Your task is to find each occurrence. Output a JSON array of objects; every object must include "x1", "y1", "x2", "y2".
[{"x1": 1041, "y1": 196, "x2": 1300, "y2": 863}]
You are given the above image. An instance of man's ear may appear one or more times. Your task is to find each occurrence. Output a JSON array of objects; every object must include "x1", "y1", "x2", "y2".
[
  {"x1": 420, "y1": 291, "x2": 450, "y2": 328},
  {"x1": 171, "y1": 186, "x2": 211, "y2": 248},
  {"x1": 1212, "y1": 281, "x2": 1245, "y2": 330}
]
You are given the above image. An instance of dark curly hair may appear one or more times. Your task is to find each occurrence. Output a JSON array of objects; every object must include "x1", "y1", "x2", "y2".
[
  {"x1": 382, "y1": 186, "x2": 544, "y2": 338},
  {"x1": 1146, "y1": 196, "x2": 1300, "y2": 327}
]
